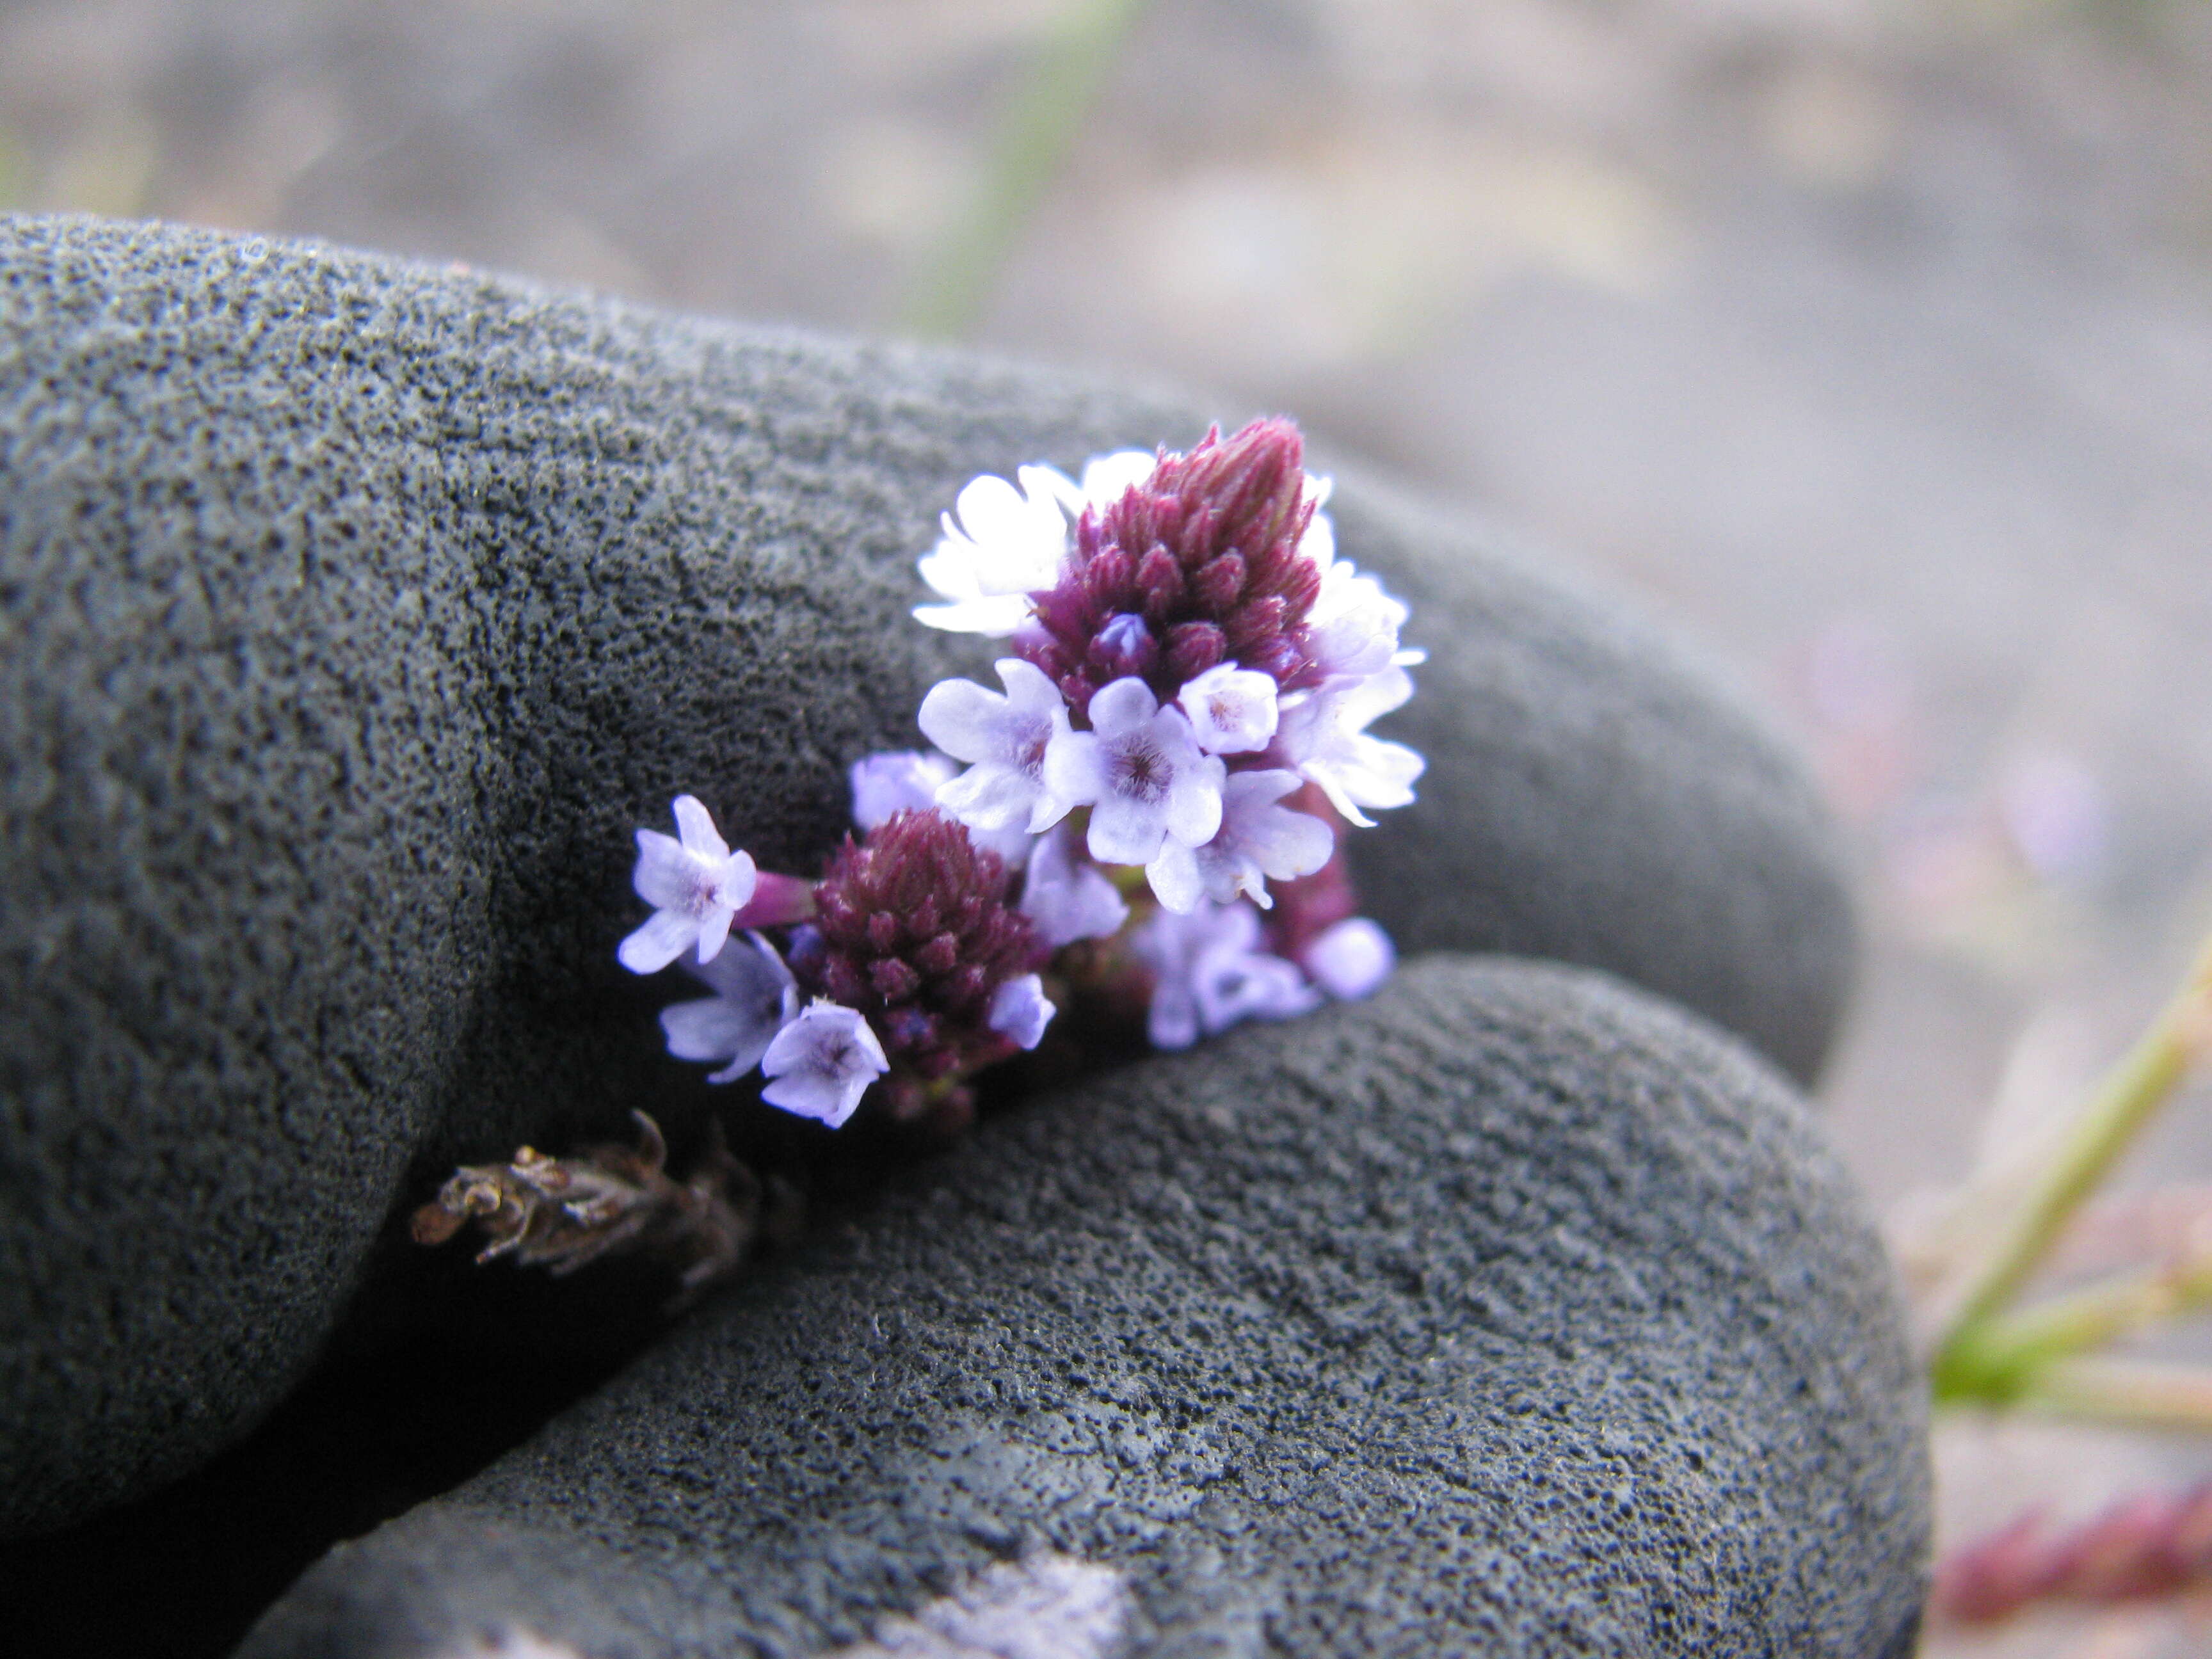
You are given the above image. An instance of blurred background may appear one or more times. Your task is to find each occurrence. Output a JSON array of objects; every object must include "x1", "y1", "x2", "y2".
[{"x1": 8, "y1": 0, "x2": 2212, "y2": 1651}]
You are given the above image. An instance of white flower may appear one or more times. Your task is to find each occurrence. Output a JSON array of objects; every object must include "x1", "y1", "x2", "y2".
[
  {"x1": 1130, "y1": 900, "x2": 1320, "y2": 1050},
  {"x1": 1176, "y1": 662, "x2": 1278, "y2": 755},
  {"x1": 1071, "y1": 448, "x2": 1159, "y2": 507},
  {"x1": 918, "y1": 659, "x2": 1076, "y2": 835},
  {"x1": 760, "y1": 999, "x2": 890, "y2": 1128},
  {"x1": 913, "y1": 467, "x2": 1073, "y2": 636},
  {"x1": 618, "y1": 796, "x2": 758, "y2": 974},
  {"x1": 659, "y1": 933, "x2": 799, "y2": 1083},
  {"x1": 988, "y1": 973, "x2": 1055, "y2": 1050},
  {"x1": 1146, "y1": 769, "x2": 1333, "y2": 913},
  {"x1": 913, "y1": 451, "x2": 1157, "y2": 637},
  {"x1": 1041, "y1": 677, "x2": 1225, "y2": 867},
  {"x1": 1274, "y1": 666, "x2": 1425, "y2": 828},
  {"x1": 1018, "y1": 821, "x2": 1128, "y2": 947},
  {"x1": 1301, "y1": 917, "x2": 1395, "y2": 1000}
]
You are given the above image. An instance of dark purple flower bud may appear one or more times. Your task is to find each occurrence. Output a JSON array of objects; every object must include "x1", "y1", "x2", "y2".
[
  {"x1": 916, "y1": 932, "x2": 960, "y2": 975},
  {"x1": 885, "y1": 1006, "x2": 938, "y2": 1052},
  {"x1": 1195, "y1": 554, "x2": 1246, "y2": 611},
  {"x1": 870, "y1": 958, "x2": 921, "y2": 1002},
  {"x1": 1136, "y1": 545, "x2": 1185, "y2": 621},
  {"x1": 1011, "y1": 418, "x2": 1327, "y2": 715},
  {"x1": 867, "y1": 911, "x2": 899, "y2": 953},
  {"x1": 1166, "y1": 621, "x2": 1227, "y2": 681}
]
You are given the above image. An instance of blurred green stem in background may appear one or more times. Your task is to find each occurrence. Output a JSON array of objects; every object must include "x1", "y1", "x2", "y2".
[
  {"x1": 899, "y1": 0, "x2": 1152, "y2": 341},
  {"x1": 1930, "y1": 931, "x2": 2212, "y2": 1409},
  {"x1": 2023, "y1": 1356, "x2": 2212, "y2": 1432}
]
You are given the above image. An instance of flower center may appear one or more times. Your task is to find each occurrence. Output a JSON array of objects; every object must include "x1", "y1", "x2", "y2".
[
  {"x1": 1013, "y1": 714, "x2": 1052, "y2": 778},
  {"x1": 683, "y1": 861, "x2": 722, "y2": 917},
  {"x1": 1111, "y1": 737, "x2": 1170, "y2": 803}
]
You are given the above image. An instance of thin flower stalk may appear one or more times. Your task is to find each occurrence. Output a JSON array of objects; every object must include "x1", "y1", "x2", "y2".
[
  {"x1": 1930, "y1": 930, "x2": 2212, "y2": 1402},
  {"x1": 2017, "y1": 1356, "x2": 2212, "y2": 1434}
]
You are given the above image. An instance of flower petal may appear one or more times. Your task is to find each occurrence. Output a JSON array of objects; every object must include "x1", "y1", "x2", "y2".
[
  {"x1": 851, "y1": 751, "x2": 958, "y2": 829},
  {"x1": 1162, "y1": 750, "x2": 1226, "y2": 849},
  {"x1": 1086, "y1": 676, "x2": 1158, "y2": 739},
  {"x1": 631, "y1": 828, "x2": 698, "y2": 910},
  {"x1": 1145, "y1": 839, "x2": 1205, "y2": 914},
  {"x1": 1041, "y1": 729, "x2": 1105, "y2": 813},
  {"x1": 1020, "y1": 825, "x2": 1129, "y2": 945},
  {"x1": 917, "y1": 678, "x2": 1011, "y2": 765},
  {"x1": 936, "y1": 762, "x2": 1038, "y2": 833},
  {"x1": 672, "y1": 795, "x2": 728, "y2": 862},
  {"x1": 988, "y1": 974, "x2": 1055, "y2": 1050},
  {"x1": 1087, "y1": 790, "x2": 1168, "y2": 867},
  {"x1": 694, "y1": 905, "x2": 735, "y2": 964},
  {"x1": 618, "y1": 908, "x2": 697, "y2": 975},
  {"x1": 1302, "y1": 918, "x2": 1395, "y2": 1000}
]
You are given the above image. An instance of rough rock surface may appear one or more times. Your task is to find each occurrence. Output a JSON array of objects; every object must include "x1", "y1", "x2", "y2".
[
  {"x1": 0, "y1": 212, "x2": 1853, "y2": 1532},
  {"x1": 242, "y1": 956, "x2": 1928, "y2": 1659}
]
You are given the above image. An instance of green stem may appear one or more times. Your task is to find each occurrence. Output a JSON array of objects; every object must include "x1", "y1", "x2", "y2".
[
  {"x1": 899, "y1": 0, "x2": 1153, "y2": 339},
  {"x1": 2016, "y1": 1356, "x2": 2212, "y2": 1434},
  {"x1": 1935, "y1": 1254, "x2": 2212, "y2": 1401},
  {"x1": 1929, "y1": 931, "x2": 2212, "y2": 1397}
]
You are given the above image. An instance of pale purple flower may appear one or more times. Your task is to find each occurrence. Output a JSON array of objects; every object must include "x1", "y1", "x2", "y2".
[
  {"x1": 1130, "y1": 899, "x2": 1320, "y2": 1051},
  {"x1": 1176, "y1": 662, "x2": 1279, "y2": 755},
  {"x1": 1272, "y1": 666, "x2": 1425, "y2": 828},
  {"x1": 618, "y1": 796, "x2": 758, "y2": 974},
  {"x1": 760, "y1": 998, "x2": 890, "y2": 1128},
  {"x1": 918, "y1": 659, "x2": 1077, "y2": 836},
  {"x1": 849, "y1": 750, "x2": 958, "y2": 829},
  {"x1": 1146, "y1": 769, "x2": 1333, "y2": 913},
  {"x1": 659, "y1": 932, "x2": 799, "y2": 1083},
  {"x1": 850, "y1": 748, "x2": 1032, "y2": 869},
  {"x1": 988, "y1": 973, "x2": 1055, "y2": 1050},
  {"x1": 1018, "y1": 821, "x2": 1128, "y2": 947},
  {"x1": 1041, "y1": 677, "x2": 1225, "y2": 867},
  {"x1": 1300, "y1": 917, "x2": 1395, "y2": 1000},
  {"x1": 1304, "y1": 556, "x2": 1426, "y2": 679},
  {"x1": 913, "y1": 452, "x2": 1156, "y2": 637}
]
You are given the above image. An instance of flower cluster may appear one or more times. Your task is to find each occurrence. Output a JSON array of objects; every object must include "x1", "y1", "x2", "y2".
[{"x1": 616, "y1": 419, "x2": 1422, "y2": 1132}]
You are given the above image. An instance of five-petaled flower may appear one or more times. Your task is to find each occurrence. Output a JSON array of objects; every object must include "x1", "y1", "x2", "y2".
[
  {"x1": 1272, "y1": 666, "x2": 1425, "y2": 828},
  {"x1": 919, "y1": 659, "x2": 1077, "y2": 835},
  {"x1": 1041, "y1": 677, "x2": 1225, "y2": 873},
  {"x1": 1146, "y1": 769, "x2": 1332, "y2": 913},
  {"x1": 618, "y1": 795, "x2": 758, "y2": 973},
  {"x1": 1177, "y1": 662, "x2": 1279, "y2": 755},
  {"x1": 760, "y1": 998, "x2": 891, "y2": 1128},
  {"x1": 659, "y1": 932, "x2": 799, "y2": 1084},
  {"x1": 1131, "y1": 899, "x2": 1320, "y2": 1051}
]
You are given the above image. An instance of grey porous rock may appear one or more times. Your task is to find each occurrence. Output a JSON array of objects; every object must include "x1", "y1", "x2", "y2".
[
  {"x1": 0, "y1": 211, "x2": 1853, "y2": 1532},
  {"x1": 243, "y1": 957, "x2": 1928, "y2": 1659}
]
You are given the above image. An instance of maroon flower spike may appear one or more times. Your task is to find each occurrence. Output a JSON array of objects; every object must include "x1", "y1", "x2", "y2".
[
  {"x1": 1018, "y1": 417, "x2": 1324, "y2": 721},
  {"x1": 1932, "y1": 1485, "x2": 2212, "y2": 1626},
  {"x1": 797, "y1": 810, "x2": 1039, "y2": 1105}
]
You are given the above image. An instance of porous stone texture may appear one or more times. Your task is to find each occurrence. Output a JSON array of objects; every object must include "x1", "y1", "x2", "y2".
[
  {"x1": 0, "y1": 211, "x2": 1853, "y2": 1532},
  {"x1": 241, "y1": 956, "x2": 1928, "y2": 1659}
]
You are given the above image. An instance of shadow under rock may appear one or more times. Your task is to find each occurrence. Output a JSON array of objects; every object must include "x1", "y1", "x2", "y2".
[{"x1": 0, "y1": 1249, "x2": 678, "y2": 1659}]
